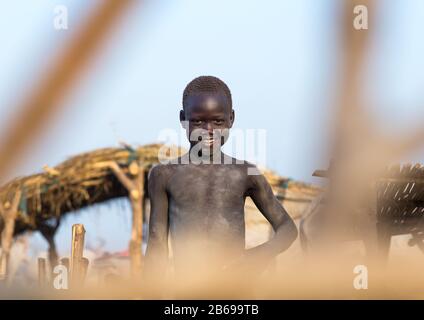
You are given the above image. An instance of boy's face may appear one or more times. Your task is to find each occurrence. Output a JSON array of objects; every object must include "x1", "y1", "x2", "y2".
[{"x1": 180, "y1": 92, "x2": 234, "y2": 150}]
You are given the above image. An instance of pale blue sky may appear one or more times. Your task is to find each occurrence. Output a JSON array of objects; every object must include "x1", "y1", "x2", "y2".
[{"x1": 0, "y1": 1, "x2": 423, "y2": 254}]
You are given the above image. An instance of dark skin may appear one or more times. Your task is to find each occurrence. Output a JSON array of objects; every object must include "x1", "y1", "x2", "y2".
[{"x1": 144, "y1": 91, "x2": 298, "y2": 278}]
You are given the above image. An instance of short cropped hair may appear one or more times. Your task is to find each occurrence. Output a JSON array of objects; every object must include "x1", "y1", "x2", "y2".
[{"x1": 182, "y1": 76, "x2": 232, "y2": 110}]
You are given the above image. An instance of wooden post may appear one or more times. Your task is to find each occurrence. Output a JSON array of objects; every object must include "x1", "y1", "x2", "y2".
[
  {"x1": 60, "y1": 257, "x2": 70, "y2": 270},
  {"x1": 376, "y1": 222, "x2": 392, "y2": 263},
  {"x1": 39, "y1": 219, "x2": 60, "y2": 279},
  {"x1": 129, "y1": 194, "x2": 143, "y2": 278},
  {"x1": 38, "y1": 257, "x2": 47, "y2": 288},
  {"x1": 0, "y1": 190, "x2": 22, "y2": 283},
  {"x1": 0, "y1": 254, "x2": 6, "y2": 283},
  {"x1": 80, "y1": 257, "x2": 89, "y2": 284},
  {"x1": 70, "y1": 224, "x2": 85, "y2": 288},
  {"x1": 47, "y1": 242, "x2": 59, "y2": 277},
  {"x1": 128, "y1": 163, "x2": 145, "y2": 280},
  {"x1": 94, "y1": 161, "x2": 144, "y2": 279}
]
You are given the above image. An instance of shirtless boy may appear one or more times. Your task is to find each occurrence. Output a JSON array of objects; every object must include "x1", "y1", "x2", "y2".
[{"x1": 145, "y1": 76, "x2": 297, "y2": 278}]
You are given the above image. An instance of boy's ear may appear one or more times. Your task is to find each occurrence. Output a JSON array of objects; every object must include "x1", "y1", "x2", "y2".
[
  {"x1": 179, "y1": 110, "x2": 187, "y2": 128},
  {"x1": 230, "y1": 109, "x2": 235, "y2": 127}
]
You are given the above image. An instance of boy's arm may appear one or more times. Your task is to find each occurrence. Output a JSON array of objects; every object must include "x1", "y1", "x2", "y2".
[
  {"x1": 144, "y1": 165, "x2": 169, "y2": 280},
  {"x1": 246, "y1": 170, "x2": 298, "y2": 261}
]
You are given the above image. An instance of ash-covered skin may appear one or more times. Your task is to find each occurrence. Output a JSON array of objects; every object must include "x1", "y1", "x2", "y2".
[{"x1": 144, "y1": 77, "x2": 298, "y2": 277}]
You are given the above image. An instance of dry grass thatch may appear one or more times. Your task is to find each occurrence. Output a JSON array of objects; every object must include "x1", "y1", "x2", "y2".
[
  {"x1": 377, "y1": 163, "x2": 424, "y2": 234},
  {"x1": 0, "y1": 144, "x2": 183, "y2": 236},
  {"x1": 309, "y1": 163, "x2": 424, "y2": 236}
]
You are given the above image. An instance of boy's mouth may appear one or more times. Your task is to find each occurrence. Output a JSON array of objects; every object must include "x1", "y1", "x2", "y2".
[{"x1": 202, "y1": 136, "x2": 215, "y2": 147}]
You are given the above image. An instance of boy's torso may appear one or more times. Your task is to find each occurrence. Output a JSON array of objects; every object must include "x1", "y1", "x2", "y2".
[{"x1": 159, "y1": 156, "x2": 254, "y2": 266}]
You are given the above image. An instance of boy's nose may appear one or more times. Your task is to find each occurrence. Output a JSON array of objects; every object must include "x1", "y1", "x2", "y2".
[{"x1": 204, "y1": 122, "x2": 214, "y2": 134}]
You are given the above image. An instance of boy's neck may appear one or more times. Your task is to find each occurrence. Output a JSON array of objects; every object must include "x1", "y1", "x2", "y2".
[{"x1": 188, "y1": 145, "x2": 225, "y2": 164}]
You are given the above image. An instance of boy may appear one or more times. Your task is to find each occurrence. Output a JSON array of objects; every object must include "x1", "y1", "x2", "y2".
[{"x1": 145, "y1": 76, "x2": 297, "y2": 278}]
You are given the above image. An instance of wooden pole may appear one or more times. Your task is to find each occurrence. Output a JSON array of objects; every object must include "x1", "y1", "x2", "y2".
[
  {"x1": 38, "y1": 257, "x2": 47, "y2": 288},
  {"x1": 70, "y1": 224, "x2": 86, "y2": 288},
  {"x1": 94, "y1": 161, "x2": 144, "y2": 278},
  {"x1": 0, "y1": 0, "x2": 136, "y2": 182},
  {"x1": 47, "y1": 242, "x2": 59, "y2": 277},
  {"x1": 0, "y1": 190, "x2": 22, "y2": 283},
  {"x1": 60, "y1": 257, "x2": 70, "y2": 270},
  {"x1": 129, "y1": 164, "x2": 144, "y2": 279},
  {"x1": 0, "y1": 254, "x2": 6, "y2": 283},
  {"x1": 39, "y1": 219, "x2": 60, "y2": 279},
  {"x1": 80, "y1": 257, "x2": 90, "y2": 284}
]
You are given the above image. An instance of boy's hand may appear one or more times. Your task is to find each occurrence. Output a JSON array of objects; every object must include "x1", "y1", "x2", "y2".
[{"x1": 222, "y1": 248, "x2": 273, "y2": 276}]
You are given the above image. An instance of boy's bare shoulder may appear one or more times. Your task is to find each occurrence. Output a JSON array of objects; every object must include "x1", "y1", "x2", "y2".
[
  {"x1": 232, "y1": 160, "x2": 269, "y2": 189},
  {"x1": 227, "y1": 157, "x2": 262, "y2": 175},
  {"x1": 148, "y1": 163, "x2": 177, "y2": 186},
  {"x1": 148, "y1": 155, "x2": 191, "y2": 181},
  {"x1": 222, "y1": 154, "x2": 254, "y2": 168},
  {"x1": 222, "y1": 156, "x2": 267, "y2": 185},
  {"x1": 146, "y1": 165, "x2": 179, "y2": 195}
]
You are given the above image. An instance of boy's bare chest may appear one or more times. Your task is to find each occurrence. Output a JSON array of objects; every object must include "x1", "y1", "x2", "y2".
[{"x1": 167, "y1": 164, "x2": 248, "y2": 204}]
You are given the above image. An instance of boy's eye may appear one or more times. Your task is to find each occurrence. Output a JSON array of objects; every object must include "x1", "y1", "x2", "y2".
[
  {"x1": 192, "y1": 120, "x2": 202, "y2": 125},
  {"x1": 214, "y1": 120, "x2": 224, "y2": 125}
]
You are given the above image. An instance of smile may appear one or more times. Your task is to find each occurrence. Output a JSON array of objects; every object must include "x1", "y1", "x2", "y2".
[{"x1": 202, "y1": 137, "x2": 215, "y2": 146}]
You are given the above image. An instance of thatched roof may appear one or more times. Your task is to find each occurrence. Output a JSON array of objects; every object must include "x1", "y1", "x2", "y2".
[
  {"x1": 1, "y1": 144, "x2": 182, "y2": 236},
  {"x1": 0, "y1": 144, "x2": 321, "y2": 237},
  {"x1": 310, "y1": 163, "x2": 424, "y2": 234},
  {"x1": 377, "y1": 164, "x2": 424, "y2": 232}
]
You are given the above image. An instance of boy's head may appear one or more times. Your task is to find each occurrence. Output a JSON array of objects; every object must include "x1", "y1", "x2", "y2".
[{"x1": 180, "y1": 76, "x2": 234, "y2": 150}]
